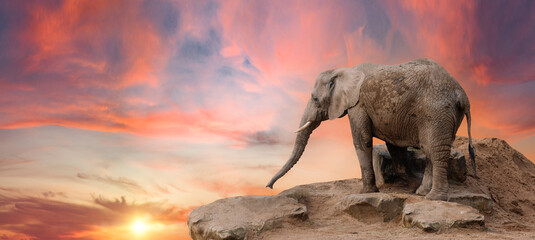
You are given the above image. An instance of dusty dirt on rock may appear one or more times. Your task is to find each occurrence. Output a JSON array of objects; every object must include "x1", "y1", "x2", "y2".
[{"x1": 253, "y1": 137, "x2": 535, "y2": 239}]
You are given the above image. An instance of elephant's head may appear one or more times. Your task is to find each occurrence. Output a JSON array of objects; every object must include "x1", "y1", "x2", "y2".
[{"x1": 266, "y1": 67, "x2": 366, "y2": 188}]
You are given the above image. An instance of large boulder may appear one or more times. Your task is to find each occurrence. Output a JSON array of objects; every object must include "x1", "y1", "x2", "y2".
[
  {"x1": 448, "y1": 191, "x2": 492, "y2": 213},
  {"x1": 188, "y1": 195, "x2": 307, "y2": 240},
  {"x1": 402, "y1": 200, "x2": 485, "y2": 232}
]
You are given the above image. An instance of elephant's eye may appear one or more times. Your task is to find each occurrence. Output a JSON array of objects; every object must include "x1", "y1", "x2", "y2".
[{"x1": 329, "y1": 80, "x2": 335, "y2": 89}]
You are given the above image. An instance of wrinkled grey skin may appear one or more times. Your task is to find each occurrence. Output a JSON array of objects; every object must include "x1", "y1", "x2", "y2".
[{"x1": 266, "y1": 58, "x2": 476, "y2": 201}]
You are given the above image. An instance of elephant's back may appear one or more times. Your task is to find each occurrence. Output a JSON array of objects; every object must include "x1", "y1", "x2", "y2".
[
  {"x1": 360, "y1": 58, "x2": 463, "y2": 99},
  {"x1": 358, "y1": 59, "x2": 465, "y2": 147}
]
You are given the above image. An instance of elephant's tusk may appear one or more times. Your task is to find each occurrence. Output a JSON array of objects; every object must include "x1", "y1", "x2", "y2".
[{"x1": 294, "y1": 121, "x2": 312, "y2": 133}]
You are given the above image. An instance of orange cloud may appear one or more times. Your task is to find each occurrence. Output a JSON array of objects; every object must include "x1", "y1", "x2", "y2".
[{"x1": 20, "y1": 1, "x2": 168, "y2": 88}]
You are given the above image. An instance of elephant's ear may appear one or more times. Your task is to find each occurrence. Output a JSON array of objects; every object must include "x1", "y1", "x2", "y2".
[{"x1": 328, "y1": 69, "x2": 366, "y2": 120}]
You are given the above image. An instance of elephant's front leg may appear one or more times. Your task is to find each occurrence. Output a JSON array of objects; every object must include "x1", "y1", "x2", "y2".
[{"x1": 348, "y1": 107, "x2": 378, "y2": 193}]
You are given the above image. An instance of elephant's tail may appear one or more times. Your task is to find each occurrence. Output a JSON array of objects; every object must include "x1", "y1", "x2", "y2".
[{"x1": 465, "y1": 110, "x2": 477, "y2": 177}]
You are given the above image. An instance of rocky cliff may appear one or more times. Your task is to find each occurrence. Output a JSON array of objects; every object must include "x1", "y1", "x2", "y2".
[{"x1": 188, "y1": 137, "x2": 535, "y2": 239}]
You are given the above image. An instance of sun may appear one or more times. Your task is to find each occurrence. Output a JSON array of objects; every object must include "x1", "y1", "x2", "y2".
[{"x1": 130, "y1": 219, "x2": 148, "y2": 235}]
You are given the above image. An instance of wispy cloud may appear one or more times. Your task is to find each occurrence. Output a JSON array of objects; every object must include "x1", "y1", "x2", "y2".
[
  {"x1": 42, "y1": 191, "x2": 68, "y2": 199},
  {"x1": 77, "y1": 173, "x2": 148, "y2": 195},
  {"x1": 0, "y1": 158, "x2": 34, "y2": 172}
]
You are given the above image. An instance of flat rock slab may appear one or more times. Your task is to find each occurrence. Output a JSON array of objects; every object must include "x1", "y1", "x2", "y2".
[
  {"x1": 188, "y1": 195, "x2": 307, "y2": 240},
  {"x1": 340, "y1": 193, "x2": 406, "y2": 222},
  {"x1": 402, "y1": 200, "x2": 485, "y2": 232},
  {"x1": 448, "y1": 192, "x2": 492, "y2": 213}
]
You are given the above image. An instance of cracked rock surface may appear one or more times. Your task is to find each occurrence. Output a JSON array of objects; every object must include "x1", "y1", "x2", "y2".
[
  {"x1": 188, "y1": 195, "x2": 307, "y2": 240},
  {"x1": 402, "y1": 200, "x2": 485, "y2": 232},
  {"x1": 340, "y1": 193, "x2": 406, "y2": 222}
]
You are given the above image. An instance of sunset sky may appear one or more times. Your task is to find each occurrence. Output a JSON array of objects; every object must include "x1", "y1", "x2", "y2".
[{"x1": 0, "y1": 0, "x2": 534, "y2": 239}]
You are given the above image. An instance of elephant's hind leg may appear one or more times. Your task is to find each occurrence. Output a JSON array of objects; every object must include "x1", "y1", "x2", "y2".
[{"x1": 424, "y1": 138, "x2": 452, "y2": 201}]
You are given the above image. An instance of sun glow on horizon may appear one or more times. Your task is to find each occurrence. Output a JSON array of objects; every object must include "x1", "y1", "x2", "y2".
[{"x1": 130, "y1": 219, "x2": 149, "y2": 235}]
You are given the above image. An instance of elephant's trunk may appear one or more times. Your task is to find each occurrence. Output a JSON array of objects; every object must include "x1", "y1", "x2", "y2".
[{"x1": 266, "y1": 119, "x2": 320, "y2": 188}]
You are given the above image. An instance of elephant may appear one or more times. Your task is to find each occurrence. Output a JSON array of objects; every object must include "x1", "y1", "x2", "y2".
[{"x1": 266, "y1": 58, "x2": 476, "y2": 201}]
